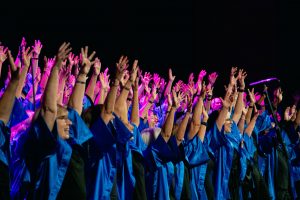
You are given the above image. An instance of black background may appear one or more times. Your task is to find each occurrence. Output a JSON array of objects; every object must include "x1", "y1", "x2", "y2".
[{"x1": 0, "y1": 0, "x2": 299, "y2": 105}]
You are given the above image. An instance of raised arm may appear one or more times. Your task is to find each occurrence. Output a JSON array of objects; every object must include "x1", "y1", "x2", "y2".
[
  {"x1": 131, "y1": 77, "x2": 140, "y2": 127},
  {"x1": 100, "y1": 56, "x2": 126, "y2": 124},
  {"x1": 161, "y1": 89, "x2": 182, "y2": 142},
  {"x1": 244, "y1": 106, "x2": 259, "y2": 137},
  {"x1": 85, "y1": 57, "x2": 100, "y2": 100},
  {"x1": 0, "y1": 51, "x2": 20, "y2": 124},
  {"x1": 198, "y1": 105, "x2": 209, "y2": 142},
  {"x1": 41, "y1": 42, "x2": 71, "y2": 131},
  {"x1": 176, "y1": 95, "x2": 192, "y2": 144},
  {"x1": 96, "y1": 68, "x2": 110, "y2": 105},
  {"x1": 164, "y1": 68, "x2": 176, "y2": 98},
  {"x1": 30, "y1": 40, "x2": 43, "y2": 79},
  {"x1": 139, "y1": 86, "x2": 157, "y2": 119},
  {"x1": 68, "y1": 46, "x2": 95, "y2": 115},
  {"x1": 0, "y1": 45, "x2": 8, "y2": 78},
  {"x1": 187, "y1": 82, "x2": 205, "y2": 140},
  {"x1": 232, "y1": 69, "x2": 247, "y2": 124},
  {"x1": 245, "y1": 88, "x2": 256, "y2": 124},
  {"x1": 216, "y1": 89, "x2": 232, "y2": 131},
  {"x1": 114, "y1": 60, "x2": 138, "y2": 120}
]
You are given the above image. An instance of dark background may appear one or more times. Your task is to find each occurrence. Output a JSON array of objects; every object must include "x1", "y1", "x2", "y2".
[{"x1": 0, "y1": 0, "x2": 299, "y2": 105}]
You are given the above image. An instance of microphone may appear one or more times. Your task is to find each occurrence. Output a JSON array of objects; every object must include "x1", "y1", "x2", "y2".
[{"x1": 249, "y1": 77, "x2": 280, "y2": 86}]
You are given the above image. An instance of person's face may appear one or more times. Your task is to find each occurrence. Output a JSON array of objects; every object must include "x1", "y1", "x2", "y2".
[
  {"x1": 212, "y1": 98, "x2": 222, "y2": 111},
  {"x1": 148, "y1": 112, "x2": 158, "y2": 127},
  {"x1": 57, "y1": 110, "x2": 72, "y2": 140}
]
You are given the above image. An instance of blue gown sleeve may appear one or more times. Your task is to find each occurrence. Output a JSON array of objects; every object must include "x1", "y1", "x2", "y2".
[
  {"x1": 24, "y1": 113, "x2": 58, "y2": 159},
  {"x1": 184, "y1": 135, "x2": 210, "y2": 167},
  {"x1": 90, "y1": 116, "x2": 116, "y2": 154},
  {"x1": 67, "y1": 107, "x2": 93, "y2": 145},
  {"x1": 138, "y1": 117, "x2": 149, "y2": 132}
]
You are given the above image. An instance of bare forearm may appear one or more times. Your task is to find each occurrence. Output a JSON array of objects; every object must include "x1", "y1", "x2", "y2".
[
  {"x1": 0, "y1": 80, "x2": 18, "y2": 124},
  {"x1": 176, "y1": 112, "x2": 190, "y2": 144},
  {"x1": 232, "y1": 92, "x2": 244, "y2": 123},
  {"x1": 40, "y1": 73, "x2": 49, "y2": 91},
  {"x1": 244, "y1": 116, "x2": 258, "y2": 137},
  {"x1": 104, "y1": 79, "x2": 119, "y2": 114},
  {"x1": 26, "y1": 82, "x2": 39, "y2": 103},
  {"x1": 238, "y1": 115, "x2": 245, "y2": 133},
  {"x1": 164, "y1": 80, "x2": 173, "y2": 97},
  {"x1": 188, "y1": 98, "x2": 203, "y2": 139},
  {"x1": 41, "y1": 66, "x2": 59, "y2": 130},
  {"x1": 162, "y1": 107, "x2": 176, "y2": 142},
  {"x1": 205, "y1": 100, "x2": 212, "y2": 114},
  {"x1": 245, "y1": 105, "x2": 253, "y2": 124},
  {"x1": 216, "y1": 106, "x2": 229, "y2": 131},
  {"x1": 16, "y1": 66, "x2": 29, "y2": 98},
  {"x1": 198, "y1": 117, "x2": 208, "y2": 142},
  {"x1": 138, "y1": 84, "x2": 144, "y2": 97},
  {"x1": 85, "y1": 74, "x2": 97, "y2": 100},
  {"x1": 115, "y1": 80, "x2": 132, "y2": 107},
  {"x1": 69, "y1": 73, "x2": 87, "y2": 115},
  {"x1": 131, "y1": 90, "x2": 139, "y2": 126}
]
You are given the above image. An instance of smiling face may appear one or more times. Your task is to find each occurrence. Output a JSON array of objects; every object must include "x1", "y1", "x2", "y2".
[{"x1": 57, "y1": 106, "x2": 72, "y2": 140}]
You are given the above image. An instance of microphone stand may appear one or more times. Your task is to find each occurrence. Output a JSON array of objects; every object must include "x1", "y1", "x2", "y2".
[{"x1": 263, "y1": 84, "x2": 289, "y2": 194}]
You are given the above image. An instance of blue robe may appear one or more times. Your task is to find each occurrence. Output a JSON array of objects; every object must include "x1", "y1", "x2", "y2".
[
  {"x1": 208, "y1": 122, "x2": 242, "y2": 200},
  {"x1": 144, "y1": 134, "x2": 177, "y2": 200},
  {"x1": 184, "y1": 135, "x2": 210, "y2": 200},
  {"x1": 87, "y1": 114, "x2": 133, "y2": 200},
  {"x1": 10, "y1": 108, "x2": 92, "y2": 200}
]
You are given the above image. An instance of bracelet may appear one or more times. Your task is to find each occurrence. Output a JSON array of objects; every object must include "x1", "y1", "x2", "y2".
[
  {"x1": 249, "y1": 105, "x2": 254, "y2": 108},
  {"x1": 31, "y1": 57, "x2": 39, "y2": 60},
  {"x1": 201, "y1": 121, "x2": 207, "y2": 126},
  {"x1": 148, "y1": 100, "x2": 154, "y2": 104},
  {"x1": 237, "y1": 88, "x2": 245, "y2": 93},
  {"x1": 76, "y1": 80, "x2": 86, "y2": 84}
]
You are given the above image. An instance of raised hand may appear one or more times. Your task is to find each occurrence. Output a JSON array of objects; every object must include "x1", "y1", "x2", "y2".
[
  {"x1": 133, "y1": 77, "x2": 139, "y2": 91},
  {"x1": 80, "y1": 46, "x2": 96, "y2": 75},
  {"x1": 32, "y1": 40, "x2": 43, "y2": 56},
  {"x1": 0, "y1": 45, "x2": 8, "y2": 64},
  {"x1": 68, "y1": 52, "x2": 75, "y2": 66},
  {"x1": 169, "y1": 68, "x2": 176, "y2": 81},
  {"x1": 237, "y1": 69, "x2": 247, "y2": 89},
  {"x1": 141, "y1": 72, "x2": 152, "y2": 86},
  {"x1": 116, "y1": 55, "x2": 129, "y2": 81},
  {"x1": 284, "y1": 105, "x2": 296, "y2": 121},
  {"x1": 56, "y1": 42, "x2": 72, "y2": 68},
  {"x1": 130, "y1": 60, "x2": 139, "y2": 82},
  {"x1": 221, "y1": 89, "x2": 233, "y2": 109},
  {"x1": 247, "y1": 88, "x2": 256, "y2": 104},
  {"x1": 153, "y1": 73, "x2": 161, "y2": 88},
  {"x1": 99, "y1": 68, "x2": 110, "y2": 90},
  {"x1": 22, "y1": 46, "x2": 33, "y2": 68},
  {"x1": 159, "y1": 78, "x2": 166, "y2": 91},
  {"x1": 188, "y1": 73, "x2": 194, "y2": 85},
  {"x1": 230, "y1": 67, "x2": 238, "y2": 86},
  {"x1": 198, "y1": 69, "x2": 207, "y2": 82},
  {"x1": 208, "y1": 72, "x2": 218, "y2": 86},
  {"x1": 174, "y1": 80, "x2": 183, "y2": 92},
  {"x1": 93, "y1": 57, "x2": 101, "y2": 76},
  {"x1": 7, "y1": 50, "x2": 20, "y2": 82}
]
